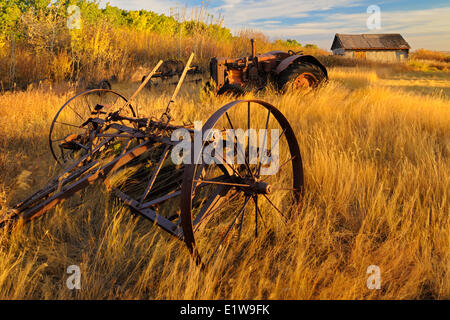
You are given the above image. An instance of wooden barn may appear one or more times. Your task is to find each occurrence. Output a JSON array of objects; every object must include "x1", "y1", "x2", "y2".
[{"x1": 331, "y1": 34, "x2": 410, "y2": 62}]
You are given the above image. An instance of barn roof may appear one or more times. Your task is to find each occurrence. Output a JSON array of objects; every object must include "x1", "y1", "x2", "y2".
[{"x1": 331, "y1": 34, "x2": 410, "y2": 50}]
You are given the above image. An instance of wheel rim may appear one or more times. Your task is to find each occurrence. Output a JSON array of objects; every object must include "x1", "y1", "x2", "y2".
[
  {"x1": 181, "y1": 100, "x2": 304, "y2": 266},
  {"x1": 293, "y1": 72, "x2": 319, "y2": 88},
  {"x1": 49, "y1": 89, "x2": 135, "y2": 165}
]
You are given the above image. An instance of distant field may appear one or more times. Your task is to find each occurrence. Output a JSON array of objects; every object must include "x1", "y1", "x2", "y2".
[
  {"x1": 0, "y1": 67, "x2": 449, "y2": 299},
  {"x1": 331, "y1": 67, "x2": 450, "y2": 96}
]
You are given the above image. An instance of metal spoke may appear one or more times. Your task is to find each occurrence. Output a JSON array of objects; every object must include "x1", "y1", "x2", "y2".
[
  {"x1": 66, "y1": 104, "x2": 86, "y2": 122},
  {"x1": 238, "y1": 200, "x2": 245, "y2": 240},
  {"x1": 193, "y1": 179, "x2": 250, "y2": 188},
  {"x1": 193, "y1": 161, "x2": 232, "y2": 190},
  {"x1": 207, "y1": 196, "x2": 250, "y2": 265},
  {"x1": 257, "y1": 109, "x2": 271, "y2": 176},
  {"x1": 267, "y1": 128, "x2": 286, "y2": 158},
  {"x1": 262, "y1": 194, "x2": 287, "y2": 224},
  {"x1": 225, "y1": 112, "x2": 234, "y2": 130},
  {"x1": 212, "y1": 148, "x2": 244, "y2": 179},
  {"x1": 84, "y1": 95, "x2": 93, "y2": 113},
  {"x1": 261, "y1": 154, "x2": 297, "y2": 183},
  {"x1": 194, "y1": 190, "x2": 240, "y2": 232},
  {"x1": 225, "y1": 111, "x2": 255, "y2": 179},
  {"x1": 253, "y1": 196, "x2": 266, "y2": 229}
]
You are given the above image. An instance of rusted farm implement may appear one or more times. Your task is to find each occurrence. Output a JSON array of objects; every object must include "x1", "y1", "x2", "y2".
[
  {"x1": 208, "y1": 39, "x2": 328, "y2": 95},
  {"x1": 1, "y1": 54, "x2": 304, "y2": 267},
  {"x1": 141, "y1": 59, "x2": 202, "y2": 88}
]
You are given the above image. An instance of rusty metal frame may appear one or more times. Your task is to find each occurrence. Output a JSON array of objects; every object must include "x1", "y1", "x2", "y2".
[
  {"x1": 209, "y1": 39, "x2": 328, "y2": 93},
  {"x1": 2, "y1": 55, "x2": 306, "y2": 267}
]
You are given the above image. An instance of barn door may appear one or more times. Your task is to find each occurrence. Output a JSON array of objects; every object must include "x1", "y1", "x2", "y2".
[{"x1": 354, "y1": 51, "x2": 366, "y2": 59}]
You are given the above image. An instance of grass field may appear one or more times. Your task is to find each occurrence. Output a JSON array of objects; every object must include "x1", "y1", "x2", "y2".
[{"x1": 0, "y1": 67, "x2": 449, "y2": 299}]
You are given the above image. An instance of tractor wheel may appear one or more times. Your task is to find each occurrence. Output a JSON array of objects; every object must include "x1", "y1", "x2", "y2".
[
  {"x1": 217, "y1": 83, "x2": 245, "y2": 97},
  {"x1": 277, "y1": 61, "x2": 326, "y2": 91}
]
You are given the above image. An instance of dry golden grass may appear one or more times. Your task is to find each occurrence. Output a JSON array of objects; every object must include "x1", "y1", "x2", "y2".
[
  {"x1": 410, "y1": 49, "x2": 450, "y2": 63},
  {"x1": 0, "y1": 68, "x2": 449, "y2": 299}
]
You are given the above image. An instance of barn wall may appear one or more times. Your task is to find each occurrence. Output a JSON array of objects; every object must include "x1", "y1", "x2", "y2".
[
  {"x1": 343, "y1": 51, "x2": 354, "y2": 58},
  {"x1": 340, "y1": 50, "x2": 409, "y2": 62},
  {"x1": 365, "y1": 50, "x2": 402, "y2": 62}
]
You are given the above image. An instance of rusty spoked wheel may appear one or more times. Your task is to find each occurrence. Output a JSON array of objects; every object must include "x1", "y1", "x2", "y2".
[
  {"x1": 49, "y1": 89, "x2": 135, "y2": 165},
  {"x1": 181, "y1": 100, "x2": 304, "y2": 267}
]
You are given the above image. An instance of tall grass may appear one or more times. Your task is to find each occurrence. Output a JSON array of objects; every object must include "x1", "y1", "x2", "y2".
[
  {"x1": 321, "y1": 52, "x2": 450, "y2": 73},
  {"x1": 0, "y1": 68, "x2": 448, "y2": 299},
  {"x1": 411, "y1": 49, "x2": 450, "y2": 63}
]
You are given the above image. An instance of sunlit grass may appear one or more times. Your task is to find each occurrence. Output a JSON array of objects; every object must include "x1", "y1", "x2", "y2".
[{"x1": 0, "y1": 67, "x2": 449, "y2": 299}]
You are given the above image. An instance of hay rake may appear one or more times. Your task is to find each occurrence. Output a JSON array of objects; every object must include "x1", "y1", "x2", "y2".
[{"x1": 1, "y1": 54, "x2": 304, "y2": 267}]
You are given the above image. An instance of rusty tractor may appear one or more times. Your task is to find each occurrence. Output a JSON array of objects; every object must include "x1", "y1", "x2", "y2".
[
  {"x1": 1, "y1": 54, "x2": 304, "y2": 268},
  {"x1": 208, "y1": 39, "x2": 328, "y2": 95}
]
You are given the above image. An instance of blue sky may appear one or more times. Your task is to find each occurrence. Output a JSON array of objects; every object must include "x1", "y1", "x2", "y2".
[{"x1": 98, "y1": 0, "x2": 450, "y2": 51}]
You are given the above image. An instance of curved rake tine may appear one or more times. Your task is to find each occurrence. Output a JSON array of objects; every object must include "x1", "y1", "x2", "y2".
[{"x1": 194, "y1": 190, "x2": 240, "y2": 233}]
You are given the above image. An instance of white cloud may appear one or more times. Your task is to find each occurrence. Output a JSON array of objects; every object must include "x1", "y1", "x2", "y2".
[
  {"x1": 212, "y1": 0, "x2": 362, "y2": 27},
  {"x1": 248, "y1": 20, "x2": 282, "y2": 26},
  {"x1": 259, "y1": 6, "x2": 450, "y2": 50}
]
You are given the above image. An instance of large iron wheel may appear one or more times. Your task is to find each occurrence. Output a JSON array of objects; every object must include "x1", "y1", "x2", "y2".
[
  {"x1": 49, "y1": 89, "x2": 135, "y2": 165},
  {"x1": 181, "y1": 100, "x2": 304, "y2": 266}
]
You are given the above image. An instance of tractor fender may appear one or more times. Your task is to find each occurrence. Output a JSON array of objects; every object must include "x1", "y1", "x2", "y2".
[{"x1": 275, "y1": 55, "x2": 328, "y2": 79}]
